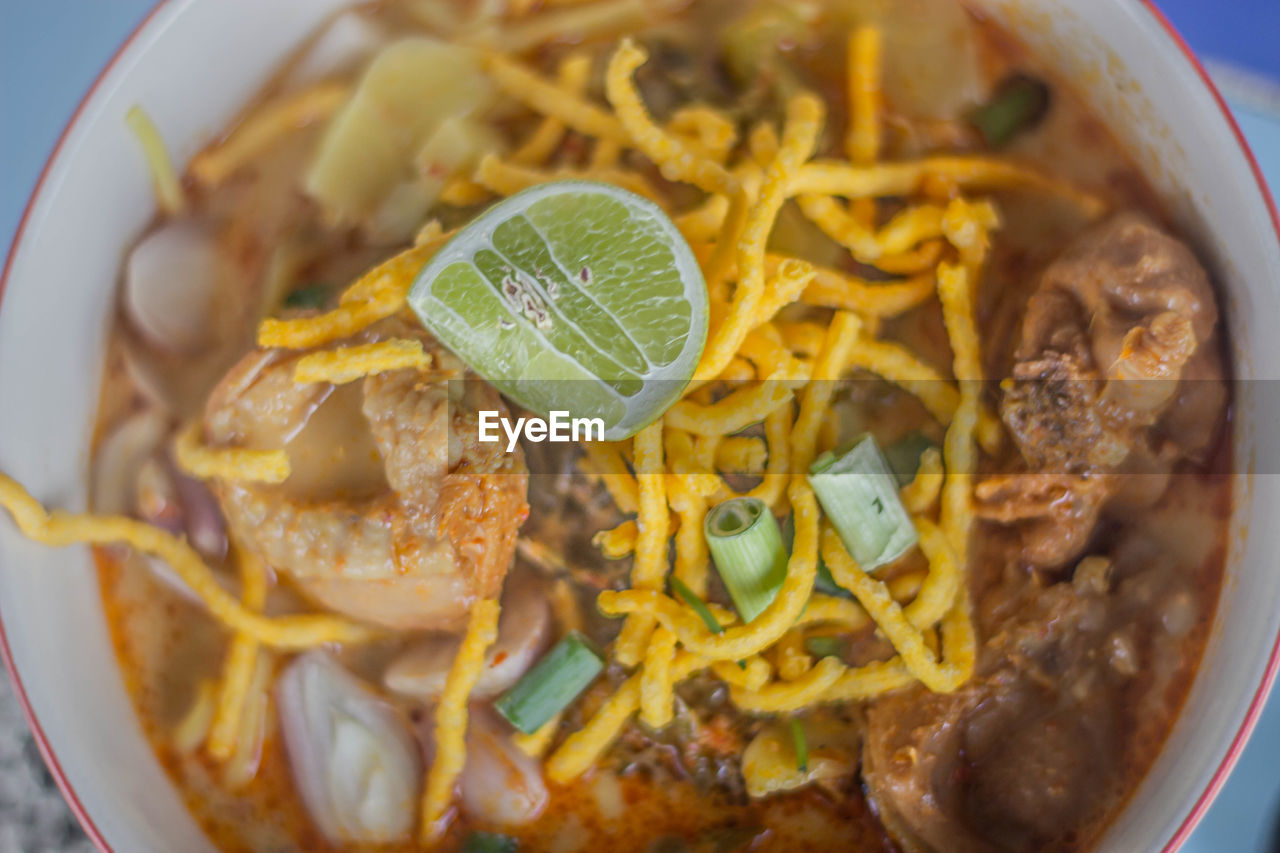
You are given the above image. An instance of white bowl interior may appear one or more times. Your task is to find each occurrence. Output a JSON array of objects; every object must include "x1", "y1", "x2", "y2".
[
  {"x1": 0, "y1": 0, "x2": 350, "y2": 849},
  {"x1": 1, "y1": 0, "x2": 1278, "y2": 850}
]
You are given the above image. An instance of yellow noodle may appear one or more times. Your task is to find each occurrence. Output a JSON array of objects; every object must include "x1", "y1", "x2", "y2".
[
  {"x1": 717, "y1": 357, "x2": 757, "y2": 383},
  {"x1": 125, "y1": 106, "x2": 186, "y2": 216},
  {"x1": 730, "y1": 655, "x2": 846, "y2": 712},
  {"x1": 547, "y1": 651, "x2": 705, "y2": 783},
  {"x1": 590, "y1": 137, "x2": 623, "y2": 168},
  {"x1": 222, "y1": 651, "x2": 272, "y2": 789},
  {"x1": 737, "y1": 324, "x2": 809, "y2": 383},
  {"x1": 664, "y1": 380, "x2": 794, "y2": 436},
  {"x1": 778, "y1": 321, "x2": 826, "y2": 359},
  {"x1": 902, "y1": 517, "x2": 963, "y2": 630},
  {"x1": 173, "y1": 680, "x2": 218, "y2": 755},
  {"x1": 592, "y1": 519, "x2": 637, "y2": 559},
  {"x1": 614, "y1": 422, "x2": 667, "y2": 667},
  {"x1": 775, "y1": 628, "x2": 813, "y2": 681},
  {"x1": 421, "y1": 599, "x2": 500, "y2": 843},
  {"x1": 639, "y1": 627, "x2": 678, "y2": 728},
  {"x1": 260, "y1": 239, "x2": 441, "y2": 349},
  {"x1": 747, "y1": 400, "x2": 793, "y2": 509},
  {"x1": 942, "y1": 196, "x2": 1001, "y2": 266},
  {"x1": 845, "y1": 337, "x2": 958, "y2": 425},
  {"x1": 581, "y1": 441, "x2": 638, "y2": 514},
  {"x1": 695, "y1": 93, "x2": 823, "y2": 382},
  {"x1": 792, "y1": 312, "x2": 863, "y2": 475},
  {"x1": 936, "y1": 262, "x2": 981, "y2": 559},
  {"x1": 710, "y1": 656, "x2": 771, "y2": 691},
  {"x1": 206, "y1": 547, "x2": 270, "y2": 761},
  {"x1": 439, "y1": 176, "x2": 492, "y2": 206},
  {"x1": 513, "y1": 714, "x2": 562, "y2": 758},
  {"x1": 668, "y1": 474, "x2": 710, "y2": 596},
  {"x1": 292, "y1": 339, "x2": 433, "y2": 385},
  {"x1": 901, "y1": 447, "x2": 944, "y2": 514},
  {"x1": 748, "y1": 121, "x2": 779, "y2": 165},
  {"x1": 474, "y1": 152, "x2": 664, "y2": 204},
  {"x1": 847, "y1": 26, "x2": 882, "y2": 164},
  {"x1": 551, "y1": 578, "x2": 584, "y2": 634},
  {"x1": 821, "y1": 528, "x2": 967, "y2": 692},
  {"x1": 173, "y1": 422, "x2": 290, "y2": 485},
  {"x1": 512, "y1": 53, "x2": 592, "y2": 166},
  {"x1": 597, "y1": 479, "x2": 818, "y2": 662},
  {"x1": 790, "y1": 157, "x2": 1107, "y2": 218},
  {"x1": 692, "y1": 435, "x2": 722, "y2": 472},
  {"x1": 874, "y1": 239, "x2": 945, "y2": 275},
  {"x1": 191, "y1": 83, "x2": 350, "y2": 186},
  {"x1": 605, "y1": 39, "x2": 746, "y2": 287},
  {"x1": 778, "y1": 255, "x2": 935, "y2": 317},
  {"x1": 844, "y1": 336, "x2": 1001, "y2": 453},
  {"x1": 715, "y1": 436, "x2": 767, "y2": 476},
  {"x1": 483, "y1": 52, "x2": 628, "y2": 144},
  {"x1": 667, "y1": 104, "x2": 738, "y2": 164},
  {"x1": 754, "y1": 257, "x2": 817, "y2": 327},
  {"x1": 821, "y1": 657, "x2": 916, "y2": 701},
  {"x1": 797, "y1": 195, "x2": 945, "y2": 261},
  {"x1": 0, "y1": 474, "x2": 377, "y2": 648}
]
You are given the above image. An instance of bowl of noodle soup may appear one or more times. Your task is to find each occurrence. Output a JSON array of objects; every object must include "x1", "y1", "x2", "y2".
[{"x1": 0, "y1": 0, "x2": 1278, "y2": 851}]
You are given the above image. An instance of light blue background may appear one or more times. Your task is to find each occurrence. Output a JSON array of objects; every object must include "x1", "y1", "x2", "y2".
[{"x1": 1, "y1": 1, "x2": 1278, "y2": 850}]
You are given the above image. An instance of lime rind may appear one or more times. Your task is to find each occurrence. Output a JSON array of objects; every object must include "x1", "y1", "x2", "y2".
[{"x1": 408, "y1": 180, "x2": 707, "y2": 439}]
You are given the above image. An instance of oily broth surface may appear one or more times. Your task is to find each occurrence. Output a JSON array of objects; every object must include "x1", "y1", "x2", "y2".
[{"x1": 92, "y1": 0, "x2": 1232, "y2": 850}]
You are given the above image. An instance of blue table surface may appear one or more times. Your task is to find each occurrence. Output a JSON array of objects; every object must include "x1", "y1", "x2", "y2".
[{"x1": 2, "y1": 1, "x2": 1279, "y2": 851}]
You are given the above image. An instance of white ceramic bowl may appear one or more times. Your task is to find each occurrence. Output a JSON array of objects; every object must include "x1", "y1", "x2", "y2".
[{"x1": 1, "y1": 1, "x2": 1278, "y2": 850}]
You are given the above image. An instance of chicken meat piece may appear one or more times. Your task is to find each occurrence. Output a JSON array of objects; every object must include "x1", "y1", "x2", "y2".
[
  {"x1": 982, "y1": 212, "x2": 1225, "y2": 567},
  {"x1": 203, "y1": 318, "x2": 528, "y2": 631}
]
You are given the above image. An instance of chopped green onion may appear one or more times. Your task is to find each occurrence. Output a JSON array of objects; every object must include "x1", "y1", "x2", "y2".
[
  {"x1": 884, "y1": 431, "x2": 938, "y2": 487},
  {"x1": 967, "y1": 73, "x2": 1050, "y2": 148},
  {"x1": 808, "y1": 434, "x2": 918, "y2": 571},
  {"x1": 789, "y1": 718, "x2": 808, "y2": 773},
  {"x1": 283, "y1": 283, "x2": 332, "y2": 309},
  {"x1": 670, "y1": 576, "x2": 724, "y2": 635},
  {"x1": 495, "y1": 631, "x2": 604, "y2": 734},
  {"x1": 705, "y1": 497, "x2": 788, "y2": 623},
  {"x1": 463, "y1": 831, "x2": 518, "y2": 853},
  {"x1": 804, "y1": 635, "x2": 847, "y2": 659}
]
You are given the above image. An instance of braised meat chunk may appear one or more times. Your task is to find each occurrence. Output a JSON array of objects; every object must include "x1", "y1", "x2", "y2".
[
  {"x1": 864, "y1": 579, "x2": 1121, "y2": 853},
  {"x1": 979, "y1": 213, "x2": 1226, "y2": 567}
]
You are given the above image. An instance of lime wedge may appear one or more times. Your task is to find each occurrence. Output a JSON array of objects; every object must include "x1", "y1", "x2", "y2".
[{"x1": 408, "y1": 181, "x2": 707, "y2": 439}]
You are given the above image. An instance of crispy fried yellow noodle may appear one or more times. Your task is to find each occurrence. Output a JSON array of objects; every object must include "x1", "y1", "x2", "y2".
[
  {"x1": 292, "y1": 339, "x2": 433, "y2": 385},
  {"x1": 174, "y1": 422, "x2": 290, "y2": 485},
  {"x1": 206, "y1": 546, "x2": 270, "y2": 762},
  {"x1": 0, "y1": 474, "x2": 376, "y2": 648},
  {"x1": 614, "y1": 422, "x2": 667, "y2": 666},
  {"x1": 598, "y1": 479, "x2": 819, "y2": 662},
  {"x1": 695, "y1": 93, "x2": 824, "y2": 382},
  {"x1": 639, "y1": 627, "x2": 679, "y2": 728},
  {"x1": 421, "y1": 599, "x2": 500, "y2": 843}
]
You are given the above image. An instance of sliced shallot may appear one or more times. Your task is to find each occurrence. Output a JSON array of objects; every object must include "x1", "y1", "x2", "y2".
[
  {"x1": 124, "y1": 219, "x2": 230, "y2": 354},
  {"x1": 457, "y1": 708, "x2": 549, "y2": 827},
  {"x1": 91, "y1": 408, "x2": 169, "y2": 515},
  {"x1": 276, "y1": 652, "x2": 421, "y2": 845}
]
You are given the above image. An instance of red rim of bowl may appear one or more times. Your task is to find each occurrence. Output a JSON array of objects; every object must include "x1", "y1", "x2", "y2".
[{"x1": 1, "y1": 2, "x2": 1278, "y2": 851}]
